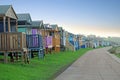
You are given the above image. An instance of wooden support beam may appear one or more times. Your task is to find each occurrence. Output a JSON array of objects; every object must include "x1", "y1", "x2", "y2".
[
  {"x1": 29, "y1": 51, "x2": 31, "y2": 59},
  {"x1": 38, "y1": 50, "x2": 40, "y2": 59},
  {"x1": 21, "y1": 51, "x2": 24, "y2": 63},
  {"x1": 3, "y1": 16, "x2": 6, "y2": 32},
  {"x1": 16, "y1": 20, "x2": 18, "y2": 32},
  {"x1": 8, "y1": 17, "x2": 10, "y2": 32}
]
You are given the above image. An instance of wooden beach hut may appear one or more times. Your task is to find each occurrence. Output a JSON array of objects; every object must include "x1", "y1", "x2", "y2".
[
  {"x1": 58, "y1": 27, "x2": 66, "y2": 51},
  {"x1": 80, "y1": 36, "x2": 87, "y2": 48},
  {"x1": 26, "y1": 21, "x2": 44, "y2": 58},
  {"x1": 0, "y1": 5, "x2": 28, "y2": 63},
  {"x1": 74, "y1": 35, "x2": 80, "y2": 50},
  {"x1": 86, "y1": 35, "x2": 101, "y2": 48},
  {"x1": 42, "y1": 24, "x2": 53, "y2": 54},
  {"x1": 65, "y1": 31, "x2": 75, "y2": 51},
  {"x1": 50, "y1": 24, "x2": 60, "y2": 52},
  {"x1": 17, "y1": 14, "x2": 45, "y2": 58},
  {"x1": 17, "y1": 13, "x2": 32, "y2": 34}
]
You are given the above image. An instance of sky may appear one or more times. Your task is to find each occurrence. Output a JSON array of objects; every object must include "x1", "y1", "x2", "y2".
[{"x1": 0, "y1": 0, "x2": 120, "y2": 37}]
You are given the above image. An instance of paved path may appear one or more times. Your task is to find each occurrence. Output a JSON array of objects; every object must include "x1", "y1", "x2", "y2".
[{"x1": 55, "y1": 47, "x2": 120, "y2": 80}]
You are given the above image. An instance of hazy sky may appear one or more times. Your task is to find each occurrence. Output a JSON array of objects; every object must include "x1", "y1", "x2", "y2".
[{"x1": 0, "y1": 0, "x2": 120, "y2": 37}]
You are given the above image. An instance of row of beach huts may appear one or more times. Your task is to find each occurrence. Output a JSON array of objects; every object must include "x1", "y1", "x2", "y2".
[{"x1": 0, "y1": 5, "x2": 111, "y2": 63}]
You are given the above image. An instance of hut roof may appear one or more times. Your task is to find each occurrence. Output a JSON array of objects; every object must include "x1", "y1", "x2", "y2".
[
  {"x1": 17, "y1": 13, "x2": 32, "y2": 24},
  {"x1": 58, "y1": 27, "x2": 63, "y2": 31},
  {"x1": 51, "y1": 24, "x2": 58, "y2": 30},
  {"x1": 31, "y1": 21, "x2": 44, "y2": 28},
  {"x1": 44, "y1": 24, "x2": 52, "y2": 29},
  {"x1": 0, "y1": 5, "x2": 18, "y2": 19}
]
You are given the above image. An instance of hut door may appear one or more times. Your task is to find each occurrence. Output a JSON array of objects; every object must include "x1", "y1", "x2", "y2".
[{"x1": 32, "y1": 29, "x2": 38, "y2": 47}]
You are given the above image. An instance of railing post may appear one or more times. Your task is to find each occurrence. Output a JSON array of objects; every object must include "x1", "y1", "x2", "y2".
[
  {"x1": 38, "y1": 50, "x2": 40, "y2": 59},
  {"x1": 8, "y1": 17, "x2": 10, "y2": 32},
  {"x1": 29, "y1": 50, "x2": 31, "y2": 59},
  {"x1": 21, "y1": 51, "x2": 24, "y2": 63},
  {"x1": 3, "y1": 16, "x2": 6, "y2": 32},
  {"x1": 16, "y1": 20, "x2": 18, "y2": 32}
]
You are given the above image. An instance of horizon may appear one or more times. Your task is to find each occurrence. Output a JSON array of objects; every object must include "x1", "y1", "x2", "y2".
[{"x1": 0, "y1": 0, "x2": 120, "y2": 37}]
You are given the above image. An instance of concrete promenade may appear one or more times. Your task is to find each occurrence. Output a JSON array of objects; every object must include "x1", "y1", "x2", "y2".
[{"x1": 55, "y1": 47, "x2": 120, "y2": 80}]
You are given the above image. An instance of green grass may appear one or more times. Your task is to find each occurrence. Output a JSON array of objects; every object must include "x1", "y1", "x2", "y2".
[
  {"x1": 108, "y1": 47, "x2": 120, "y2": 58},
  {"x1": 0, "y1": 48, "x2": 92, "y2": 80},
  {"x1": 108, "y1": 47, "x2": 117, "y2": 53},
  {"x1": 115, "y1": 54, "x2": 120, "y2": 58}
]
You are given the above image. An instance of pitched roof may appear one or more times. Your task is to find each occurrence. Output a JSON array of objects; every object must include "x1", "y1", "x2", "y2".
[
  {"x1": 0, "y1": 5, "x2": 10, "y2": 14},
  {"x1": 17, "y1": 13, "x2": 32, "y2": 24},
  {"x1": 44, "y1": 24, "x2": 52, "y2": 29},
  {"x1": 44, "y1": 24, "x2": 49, "y2": 27},
  {"x1": 58, "y1": 27, "x2": 63, "y2": 31},
  {"x1": 51, "y1": 24, "x2": 58, "y2": 30},
  {"x1": 0, "y1": 5, "x2": 18, "y2": 19},
  {"x1": 31, "y1": 21, "x2": 43, "y2": 28}
]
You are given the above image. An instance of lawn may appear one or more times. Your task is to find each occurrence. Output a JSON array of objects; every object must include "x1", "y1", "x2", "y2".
[{"x1": 0, "y1": 48, "x2": 92, "y2": 80}]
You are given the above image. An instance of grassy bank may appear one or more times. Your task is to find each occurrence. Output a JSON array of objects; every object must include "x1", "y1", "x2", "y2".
[
  {"x1": 115, "y1": 54, "x2": 120, "y2": 58},
  {"x1": 108, "y1": 46, "x2": 120, "y2": 58},
  {"x1": 0, "y1": 48, "x2": 92, "y2": 80}
]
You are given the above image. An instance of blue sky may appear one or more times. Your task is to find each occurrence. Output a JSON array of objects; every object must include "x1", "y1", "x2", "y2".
[{"x1": 0, "y1": 0, "x2": 120, "y2": 37}]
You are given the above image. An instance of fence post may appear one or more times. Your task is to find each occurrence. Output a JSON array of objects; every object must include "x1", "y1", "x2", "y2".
[{"x1": 4, "y1": 52, "x2": 8, "y2": 63}]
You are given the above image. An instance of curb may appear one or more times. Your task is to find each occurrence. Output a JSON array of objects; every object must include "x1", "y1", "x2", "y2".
[
  {"x1": 48, "y1": 50, "x2": 92, "y2": 80},
  {"x1": 106, "y1": 51, "x2": 120, "y2": 64},
  {"x1": 48, "y1": 59, "x2": 76, "y2": 80}
]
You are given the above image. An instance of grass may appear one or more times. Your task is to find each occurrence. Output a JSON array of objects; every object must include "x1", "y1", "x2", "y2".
[
  {"x1": 108, "y1": 46, "x2": 120, "y2": 58},
  {"x1": 108, "y1": 47, "x2": 117, "y2": 53},
  {"x1": 115, "y1": 53, "x2": 120, "y2": 58},
  {"x1": 0, "y1": 48, "x2": 92, "y2": 80}
]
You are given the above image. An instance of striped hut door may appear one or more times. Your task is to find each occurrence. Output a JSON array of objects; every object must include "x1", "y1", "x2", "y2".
[
  {"x1": 32, "y1": 29, "x2": 38, "y2": 47},
  {"x1": 47, "y1": 36, "x2": 52, "y2": 48},
  {"x1": 45, "y1": 36, "x2": 47, "y2": 48}
]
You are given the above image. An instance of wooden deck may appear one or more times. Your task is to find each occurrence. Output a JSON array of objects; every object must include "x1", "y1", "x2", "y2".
[
  {"x1": 0, "y1": 32, "x2": 27, "y2": 52},
  {"x1": 52, "y1": 37, "x2": 60, "y2": 52},
  {"x1": 0, "y1": 32, "x2": 28, "y2": 63},
  {"x1": 26, "y1": 34, "x2": 44, "y2": 58}
]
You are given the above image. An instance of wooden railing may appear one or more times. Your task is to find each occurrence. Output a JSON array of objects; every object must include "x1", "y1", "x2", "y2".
[
  {"x1": 26, "y1": 34, "x2": 43, "y2": 48},
  {"x1": 0, "y1": 32, "x2": 27, "y2": 52},
  {"x1": 65, "y1": 38, "x2": 75, "y2": 51}
]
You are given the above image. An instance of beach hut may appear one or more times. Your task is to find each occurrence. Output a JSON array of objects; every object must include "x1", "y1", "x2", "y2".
[
  {"x1": 58, "y1": 27, "x2": 66, "y2": 51},
  {"x1": 78, "y1": 35, "x2": 87, "y2": 48},
  {"x1": 63, "y1": 29, "x2": 66, "y2": 50},
  {"x1": 65, "y1": 31, "x2": 75, "y2": 51},
  {"x1": 0, "y1": 5, "x2": 28, "y2": 63},
  {"x1": 43, "y1": 24, "x2": 53, "y2": 54},
  {"x1": 74, "y1": 35, "x2": 80, "y2": 50},
  {"x1": 50, "y1": 24, "x2": 60, "y2": 52},
  {"x1": 17, "y1": 13, "x2": 32, "y2": 34},
  {"x1": 17, "y1": 14, "x2": 44, "y2": 58},
  {"x1": 26, "y1": 21, "x2": 44, "y2": 58}
]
